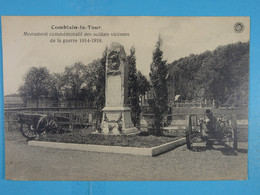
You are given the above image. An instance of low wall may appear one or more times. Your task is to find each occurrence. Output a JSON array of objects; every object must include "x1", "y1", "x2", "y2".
[{"x1": 28, "y1": 138, "x2": 186, "y2": 156}]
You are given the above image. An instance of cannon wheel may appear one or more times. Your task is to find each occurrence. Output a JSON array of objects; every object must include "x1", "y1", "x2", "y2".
[
  {"x1": 186, "y1": 114, "x2": 198, "y2": 149},
  {"x1": 37, "y1": 115, "x2": 60, "y2": 135},
  {"x1": 20, "y1": 124, "x2": 37, "y2": 140}
]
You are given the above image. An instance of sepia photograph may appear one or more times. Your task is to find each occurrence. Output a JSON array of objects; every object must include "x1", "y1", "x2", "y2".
[{"x1": 2, "y1": 16, "x2": 249, "y2": 180}]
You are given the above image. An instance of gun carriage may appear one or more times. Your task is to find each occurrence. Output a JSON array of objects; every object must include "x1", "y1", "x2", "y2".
[
  {"x1": 17, "y1": 113, "x2": 62, "y2": 140},
  {"x1": 186, "y1": 113, "x2": 238, "y2": 150}
]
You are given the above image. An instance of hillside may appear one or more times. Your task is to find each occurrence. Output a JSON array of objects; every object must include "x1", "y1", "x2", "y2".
[{"x1": 168, "y1": 41, "x2": 249, "y2": 107}]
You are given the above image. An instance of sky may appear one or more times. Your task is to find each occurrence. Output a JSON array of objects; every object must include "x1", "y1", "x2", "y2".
[{"x1": 2, "y1": 16, "x2": 250, "y2": 95}]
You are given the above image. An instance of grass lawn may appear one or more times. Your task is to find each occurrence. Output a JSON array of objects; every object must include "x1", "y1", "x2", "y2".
[{"x1": 38, "y1": 131, "x2": 182, "y2": 148}]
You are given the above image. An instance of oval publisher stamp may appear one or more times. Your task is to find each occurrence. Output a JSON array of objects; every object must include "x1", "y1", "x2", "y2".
[{"x1": 234, "y1": 22, "x2": 245, "y2": 33}]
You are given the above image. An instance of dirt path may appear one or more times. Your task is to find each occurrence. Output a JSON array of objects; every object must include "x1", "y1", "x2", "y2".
[{"x1": 5, "y1": 131, "x2": 247, "y2": 181}]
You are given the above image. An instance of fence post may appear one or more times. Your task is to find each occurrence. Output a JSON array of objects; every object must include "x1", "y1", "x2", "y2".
[
  {"x1": 231, "y1": 114, "x2": 238, "y2": 150},
  {"x1": 89, "y1": 114, "x2": 93, "y2": 123}
]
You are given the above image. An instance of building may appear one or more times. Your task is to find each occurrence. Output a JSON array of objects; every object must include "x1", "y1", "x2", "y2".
[{"x1": 4, "y1": 94, "x2": 25, "y2": 108}]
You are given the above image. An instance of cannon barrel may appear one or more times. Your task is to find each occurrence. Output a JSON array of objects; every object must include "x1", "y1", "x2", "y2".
[{"x1": 17, "y1": 113, "x2": 46, "y2": 125}]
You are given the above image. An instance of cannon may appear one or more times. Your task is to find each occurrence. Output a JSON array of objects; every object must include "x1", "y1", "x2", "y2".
[
  {"x1": 17, "y1": 113, "x2": 61, "y2": 140},
  {"x1": 185, "y1": 113, "x2": 238, "y2": 150}
]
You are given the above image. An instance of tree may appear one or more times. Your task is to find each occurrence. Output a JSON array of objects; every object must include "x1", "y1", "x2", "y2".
[
  {"x1": 19, "y1": 67, "x2": 52, "y2": 108},
  {"x1": 89, "y1": 48, "x2": 107, "y2": 129},
  {"x1": 168, "y1": 41, "x2": 249, "y2": 107},
  {"x1": 60, "y1": 62, "x2": 90, "y2": 101},
  {"x1": 127, "y1": 46, "x2": 141, "y2": 127},
  {"x1": 48, "y1": 73, "x2": 63, "y2": 101},
  {"x1": 149, "y1": 36, "x2": 168, "y2": 135},
  {"x1": 136, "y1": 71, "x2": 150, "y2": 96}
]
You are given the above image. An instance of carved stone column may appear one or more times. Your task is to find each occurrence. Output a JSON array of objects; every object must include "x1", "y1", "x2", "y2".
[{"x1": 100, "y1": 42, "x2": 139, "y2": 134}]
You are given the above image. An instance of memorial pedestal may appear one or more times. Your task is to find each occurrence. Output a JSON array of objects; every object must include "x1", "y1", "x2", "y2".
[{"x1": 101, "y1": 107, "x2": 139, "y2": 135}]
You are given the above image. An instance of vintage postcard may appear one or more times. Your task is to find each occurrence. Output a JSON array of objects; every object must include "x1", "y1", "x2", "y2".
[{"x1": 2, "y1": 16, "x2": 249, "y2": 180}]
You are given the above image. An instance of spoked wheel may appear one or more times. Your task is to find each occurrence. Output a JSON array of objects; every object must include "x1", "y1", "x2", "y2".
[
  {"x1": 186, "y1": 114, "x2": 198, "y2": 149},
  {"x1": 37, "y1": 116, "x2": 60, "y2": 136},
  {"x1": 20, "y1": 124, "x2": 37, "y2": 140}
]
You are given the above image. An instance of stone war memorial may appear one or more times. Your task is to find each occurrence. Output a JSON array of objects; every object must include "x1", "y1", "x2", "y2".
[
  {"x1": 99, "y1": 42, "x2": 139, "y2": 135},
  {"x1": 3, "y1": 17, "x2": 249, "y2": 181}
]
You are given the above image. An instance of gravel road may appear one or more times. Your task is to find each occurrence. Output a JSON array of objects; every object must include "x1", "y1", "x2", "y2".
[{"x1": 5, "y1": 131, "x2": 247, "y2": 181}]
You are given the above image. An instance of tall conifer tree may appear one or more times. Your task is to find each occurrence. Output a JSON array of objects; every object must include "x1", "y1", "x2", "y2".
[
  {"x1": 149, "y1": 36, "x2": 168, "y2": 135},
  {"x1": 94, "y1": 47, "x2": 107, "y2": 129},
  {"x1": 128, "y1": 46, "x2": 141, "y2": 127}
]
